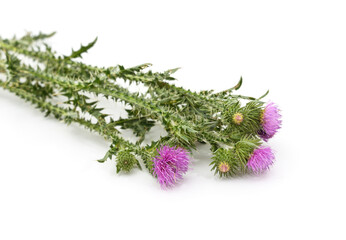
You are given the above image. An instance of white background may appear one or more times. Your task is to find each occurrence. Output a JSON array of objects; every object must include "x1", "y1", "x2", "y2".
[{"x1": 1, "y1": 0, "x2": 345, "y2": 239}]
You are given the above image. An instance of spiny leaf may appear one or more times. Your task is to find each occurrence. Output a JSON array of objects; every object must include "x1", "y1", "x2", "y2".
[
  {"x1": 65, "y1": 37, "x2": 98, "y2": 60},
  {"x1": 97, "y1": 151, "x2": 111, "y2": 163},
  {"x1": 233, "y1": 76, "x2": 243, "y2": 90},
  {"x1": 258, "y1": 90, "x2": 269, "y2": 100},
  {"x1": 165, "y1": 67, "x2": 180, "y2": 75},
  {"x1": 32, "y1": 31, "x2": 56, "y2": 41}
]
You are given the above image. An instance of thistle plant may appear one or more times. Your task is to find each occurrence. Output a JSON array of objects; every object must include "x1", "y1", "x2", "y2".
[{"x1": 0, "y1": 32, "x2": 282, "y2": 189}]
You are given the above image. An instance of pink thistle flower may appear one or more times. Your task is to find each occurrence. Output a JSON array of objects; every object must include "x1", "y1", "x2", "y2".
[
  {"x1": 259, "y1": 102, "x2": 282, "y2": 141},
  {"x1": 247, "y1": 146, "x2": 275, "y2": 174},
  {"x1": 153, "y1": 145, "x2": 190, "y2": 189}
]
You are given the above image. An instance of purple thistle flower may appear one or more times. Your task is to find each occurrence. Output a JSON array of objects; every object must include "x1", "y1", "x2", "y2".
[
  {"x1": 259, "y1": 102, "x2": 282, "y2": 141},
  {"x1": 247, "y1": 146, "x2": 275, "y2": 174},
  {"x1": 153, "y1": 145, "x2": 190, "y2": 189}
]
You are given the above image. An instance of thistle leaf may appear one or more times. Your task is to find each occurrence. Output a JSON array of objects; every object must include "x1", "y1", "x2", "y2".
[
  {"x1": 258, "y1": 90, "x2": 269, "y2": 100},
  {"x1": 65, "y1": 37, "x2": 98, "y2": 60}
]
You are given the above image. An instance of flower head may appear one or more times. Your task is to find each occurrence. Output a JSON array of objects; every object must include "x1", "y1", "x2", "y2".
[
  {"x1": 218, "y1": 162, "x2": 230, "y2": 173},
  {"x1": 232, "y1": 113, "x2": 244, "y2": 125},
  {"x1": 259, "y1": 102, "x2": 282, "y2": 141},
  {"x1": 116, "y1": 151, "x2": 137, "y2": 173},
  {"x1": 153, "y1": 145, "x2": 190, "y2": 188},
  {"x1": 247, "y1": 146, "x2": 275, "y2": 174}
]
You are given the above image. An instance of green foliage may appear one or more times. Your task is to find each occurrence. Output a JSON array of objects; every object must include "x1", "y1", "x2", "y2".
[
  {"x1": 64, "y1": 37, "x2": 98, "y2": 60},
  {"x1": 114, "y1": 116, "x2": 155, "y2": 143},
  {"x1": 24, "y1": 31, "x2": 56, "y2": 42},
  {"x1": 211, "y1": 76, "x2": 243, "y2": 97}
]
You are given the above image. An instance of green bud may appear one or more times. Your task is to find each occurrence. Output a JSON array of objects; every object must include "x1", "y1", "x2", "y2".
[
  {"x1": 210, "y1": 148, "x2": 239, "y2": 177},
  {"x1": 223, "y1": 100, "x2": 263, "y2": 135},
  {"x1": 116, "y1": 151, "x2": 137, "y2": 173}
]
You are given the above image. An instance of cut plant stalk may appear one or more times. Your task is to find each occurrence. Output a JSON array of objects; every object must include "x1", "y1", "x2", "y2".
[{"x1": 0, "y1": 32, "x2": 282, "y2": 189}]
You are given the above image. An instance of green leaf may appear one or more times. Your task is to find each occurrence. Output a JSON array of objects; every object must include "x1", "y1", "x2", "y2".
[
  {"x1": 233, "y1": 76, "x2": 243, "y2": 90},
  {"x1": 165, "y1": 67, "x2": 180, "y2": 75},
  {"x1": 32, "y1": 31, "x2": 56, "y2": 41},
  {"x1": 258, "y1": 90, "x2": 269, "y2": 100},
  {"x1": 97, "y1": 151, "x2": 110, "y2": 163},
  {"x1": 65, "y1": 37, "x2": 98, "y2": 60}
]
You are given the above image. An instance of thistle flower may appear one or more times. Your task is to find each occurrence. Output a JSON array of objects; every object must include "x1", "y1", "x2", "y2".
[
  {"x1": 153, "y1": 145, "x2": 190, "y2": 188},
  {"x1": 259, "y1": 102, "x2": 282, "y2": 141},
  {"x1": 210, "y1": 148, "x2": 239, "y2": 177},
  {"x1": 116, "y1": 151, "x2": 137, "y2": 173},
  {"x1": 218, "y1": 162, "x2": 230, "y2": 173},
  {"x1": 247, "y1": 146, "x2": 275, "y2": 174},
  {"x1": 232, "y1": 113, "x2": 244, "y2": 125}
]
